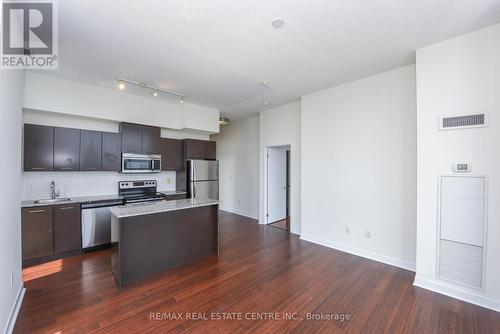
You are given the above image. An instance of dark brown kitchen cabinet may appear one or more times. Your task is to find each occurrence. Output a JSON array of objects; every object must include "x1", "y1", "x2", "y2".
[
  {"x1": 22, "y1": 206, "x2": 53, "y2": 260},
  {"x1": 80, "y1": 130, "x2": 102, "y2": 171},
  {"x1": 54, "y1": 127, "x2": 80, "y2": 171},
  {"x1": 184, "y1": 139, "x2": 217, "y2": 160},
  {"x1": 184, "y1": 139, "x2": 206, "y2": 160},
  {"x1": 142, "y1": 125, "x2": 161, "y2": 155},
  {"x1": 53, "y1": 204, "x2": 81, "y2": 254},
  {"x1": 102, "y1": 132, "x2": 121, "y2": 171},
  {"x1": 23, "y1": 124, "x2": 54, "y2": 171},
  {"x1": 205, "y1": 141, "x2": 216, "y2": 160},
  {"x1": 161, "y1": 138, "x2": 183, "y2": 171},
  {"x1": 120, "y1": 123, "x2": 143, "y2": 154},
  {"x1": 120, "y1": 123, "x2": 161, "y2": 155}
]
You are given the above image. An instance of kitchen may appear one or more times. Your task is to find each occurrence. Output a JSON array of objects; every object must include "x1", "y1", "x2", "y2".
[
  {"x1": 21, "y1": 119, "x2": 220, "y2": 285},
  {"x1": 3, "y1": 1, "x2": 500, "y2": 333}
]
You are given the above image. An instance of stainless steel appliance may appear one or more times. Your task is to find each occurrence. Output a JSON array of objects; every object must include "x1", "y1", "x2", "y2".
[
  {"x1": 81, "y1": 198, "x2": 123, "y2": 251},
  {"x1": 121, "y1": 153, "x2": 161, "y2": 173},
  {"x1": 81, "y1": 180, "x2": 167, "y2": 251},
  {"x1": 118, "y1": 180, "x2": 166, "y2": 204},
  {"x1": 187, "y1": 160, "x2": 219, "y2": 200}
]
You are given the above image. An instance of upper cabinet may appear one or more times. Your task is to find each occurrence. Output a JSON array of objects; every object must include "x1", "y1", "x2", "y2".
[
  {"x1": 54, "y1": 127, "x2": 80, "y2": 171},
  {"x1": 80, "y1": 130, "x2": 102, "y2": 171},
  {"x1": 205, "y1": 141, "x2": 216, "y2": 160},
  {"x1": 102, "y1": 132, "x2": 121, "y2": 172},
  {"x1": 120, "y1": 123, "x2": 143, "y2": 154},
  {"x1": 184, "y1": 139, "x2": 217, "y2": 160},
  {"x1": 161, "y1": 138, "x2": 183, "y2": 171},
  {"x1": 120, "y1": 123, "x2": 161, "y2": 155},
  {"x1": 142, "y1": 125, "x2": 161, "y2": 155},
  {"x1": 24, "y1": 124, "x2": 54, "y2": 171}
]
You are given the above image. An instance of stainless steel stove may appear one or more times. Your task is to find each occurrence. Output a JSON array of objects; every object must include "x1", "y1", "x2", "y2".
[{"x1": 118, "y1": 180, "x2": 166, "y2": 204}]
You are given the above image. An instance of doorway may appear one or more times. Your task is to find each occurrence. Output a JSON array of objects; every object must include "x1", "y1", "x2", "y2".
[{"x1": 266, "y1": 145, "x2": 290, "y2": 231}]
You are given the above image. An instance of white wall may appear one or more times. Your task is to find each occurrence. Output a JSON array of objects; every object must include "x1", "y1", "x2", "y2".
[
  {"x1": 23, "y1": 72, "x2": 220, "y2": 134},
  {"x1": 23, "y1": 108, "x2": 210, "y2": 140},
  {"x1": 301, "y1": 65, "x2": 417, "y2": 270},
  {"x1": 260, "y1": 101, "x2": 301, "y2": 234},
  {"x1": 0, "y1": 70, "x2": 25, "y2": 333},
  {"x1": 415, "y1": 23, "x2": 500, "y2": 310},
  {"x1": 210, "y1": 117, "x2": 259, "y2": 219},
  {"x1": 22, "y1": 171, "x2": 176, "y2": 200}
]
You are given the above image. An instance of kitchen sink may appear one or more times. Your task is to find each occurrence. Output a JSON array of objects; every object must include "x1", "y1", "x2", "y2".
[{"x1": 33, "y1": 198, "x2": 72, "y2": 204}]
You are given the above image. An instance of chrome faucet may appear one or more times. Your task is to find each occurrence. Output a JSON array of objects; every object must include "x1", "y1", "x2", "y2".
[{"x1": 50, "y1": 181, "x2": 60, "y2": 199}]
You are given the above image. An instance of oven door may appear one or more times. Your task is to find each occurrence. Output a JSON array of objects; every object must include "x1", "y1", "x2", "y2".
[{"x1": 121, "y1": 154, "x2": 161, "y2": 173}]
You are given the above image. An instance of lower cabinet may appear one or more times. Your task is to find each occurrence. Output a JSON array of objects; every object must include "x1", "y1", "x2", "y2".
[
  {"x1": 22, "y1": 207, "x2": 54, "y2": 260},
  {"x1": 53, "y1": 204, "x2": 81, "y2": 254},
  {"x1": 22, "y1": 204, "x2": 81, "y2": 263}
]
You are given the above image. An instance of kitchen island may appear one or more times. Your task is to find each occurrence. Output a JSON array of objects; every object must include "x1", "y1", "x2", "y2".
[{"x1": 109, "y1": 198, "x2": 219, "y2": 287}]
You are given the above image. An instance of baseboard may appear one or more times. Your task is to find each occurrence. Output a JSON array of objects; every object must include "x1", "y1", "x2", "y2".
[
  {"x1": 413, "y1": 276, "x2": 500, "y2": 312},
  {"x1": 4, "y1": 285, "x2": 25, "y2": 334},
  {"x1": 219, "y1": 208, "x2": 259, "y2": 221},
  {"x1": 300, "y1": 234, "x2": 416, "y2": 272}
]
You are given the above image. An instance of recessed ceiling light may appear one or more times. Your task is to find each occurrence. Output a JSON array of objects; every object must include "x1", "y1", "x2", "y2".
[
  {"x1": 272, "y1": 18, "x2": 284, "y2": 29},
  {"x1": 180, "y1": 97, "x2": 184, "y2": 104},
  {"x1": 260, "y1": 81, "x2": 269, "y2": 86},
  {"x1": 152, "y1": 90, "x2": 158, "y2": 97},
  {"x1": 263, "y1": 101, "x2": 270, "y2": 107},
  {"x1": 117, "y1": 80, "x2": 126, "y2": 90}
]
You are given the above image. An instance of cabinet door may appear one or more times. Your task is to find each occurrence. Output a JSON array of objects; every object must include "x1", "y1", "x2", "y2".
[
  {"x1": 205, "y1": 141, "x2": 216, "y2": 160},
  {"x1": 24, "y1": 124, "x2": 54, "y2": 171},
  {"x1": 102, "y1": 132, "x2": 121, "y2": 171},
  {"x1": 142, "y1": 126, "x2": 161, "y2": 154},
  {"x1": 80, "y1": 130, "x2": 102, "y2": 171},
  {"x1": 120, "y1": 123, "x2": 142, "y2": 154},
  {"x1": 184, "y1": 139, "x2": 206, "y2": 160},
  {"x1": 161, "y1": 138, "x2": 183, "y2": 171},
  {"x1": 22, "y1": 207, "x2": 53, "y2": 260},
  {"x1": 54, "y1": 127, "x2": 80, "y2": 171},
  {"x1": 53, "y1": 204, "x2": 81, "y2": 254}
]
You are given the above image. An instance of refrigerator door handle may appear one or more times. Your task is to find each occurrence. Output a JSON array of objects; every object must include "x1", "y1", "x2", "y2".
[{"x1": 193, "y1": 183, "x2": 196, "y2": 199}]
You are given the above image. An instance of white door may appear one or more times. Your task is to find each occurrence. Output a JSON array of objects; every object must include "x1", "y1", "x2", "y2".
[{"x1": 267, "y1": 147, "x2": 287, "y2": 223}]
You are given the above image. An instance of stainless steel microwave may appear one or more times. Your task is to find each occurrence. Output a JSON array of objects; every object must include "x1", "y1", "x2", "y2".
[{"x1": 121, "y1": 153, "x2": 161, "y2": 173}]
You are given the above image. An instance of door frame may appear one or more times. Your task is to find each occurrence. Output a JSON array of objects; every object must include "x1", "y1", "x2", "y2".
[{"x1": 264, "y1": 144, "x2": 290, "y2": 226}]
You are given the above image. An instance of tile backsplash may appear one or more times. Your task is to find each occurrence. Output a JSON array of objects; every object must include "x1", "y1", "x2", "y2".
[{"x1": 22, "y1": 171, "x2": 177, "y2": 200}]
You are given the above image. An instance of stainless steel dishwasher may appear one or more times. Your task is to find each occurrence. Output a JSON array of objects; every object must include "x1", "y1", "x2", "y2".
[{"x1": 81, "y1": 199, "x2": 123, "y2": 251}]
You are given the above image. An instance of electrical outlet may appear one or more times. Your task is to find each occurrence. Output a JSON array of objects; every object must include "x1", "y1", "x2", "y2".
[
  {"x1": 166, "y1": 178, "x2": 171, "y2": 184},
  {"x1": 237, "y1": 200, "x2": 241, "y2": 205},
  {"x1": 344, "y1": 226, "x2": 350, "y2": 234},
  {"x1": 364, "y1": 230, "x2": 371, "y2": 239},
  {"x1": 10, "y1": 272, "x2": 14, "y2": 287}
]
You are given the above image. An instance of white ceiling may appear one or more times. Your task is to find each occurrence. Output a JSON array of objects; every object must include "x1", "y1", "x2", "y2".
[{"x1": 38, "y1": 0, "x2": 500, "y2": 120}]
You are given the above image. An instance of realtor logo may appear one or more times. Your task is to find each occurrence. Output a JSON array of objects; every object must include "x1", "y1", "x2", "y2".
[{"x1": 1, "y1": 0, "x2": 58, "y2": 69}]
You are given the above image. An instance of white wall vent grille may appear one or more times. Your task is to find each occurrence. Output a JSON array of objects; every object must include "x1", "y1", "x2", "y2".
[{"x1": 440, "y1": 114, "x2": 486, "y2": 130}]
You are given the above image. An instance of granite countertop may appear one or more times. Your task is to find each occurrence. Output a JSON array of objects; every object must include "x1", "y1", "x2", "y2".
[
  {"x1": 21, "y1": 190, "x2": 187, "y2": 208},
  {"x1": 110, "y1": 198, "x2": 220, "y2": 219}
]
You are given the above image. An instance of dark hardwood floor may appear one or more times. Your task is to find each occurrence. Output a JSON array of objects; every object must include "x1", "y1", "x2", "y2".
[
  {"x1": 269, "y1": 217, "x2": 290, "y2": 231},
  {"x1": 15, "y1": 211, "x2": 500, "y2": 333}
]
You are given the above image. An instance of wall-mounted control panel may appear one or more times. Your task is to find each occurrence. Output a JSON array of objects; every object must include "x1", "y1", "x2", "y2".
[{"x1": 453, "y1": 163, "x2": 471, "y2": 173}]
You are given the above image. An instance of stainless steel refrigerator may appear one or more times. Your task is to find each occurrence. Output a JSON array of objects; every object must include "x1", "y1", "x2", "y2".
[{"x1": 187, "y1": 160, "x2": 219, "y2": 200}]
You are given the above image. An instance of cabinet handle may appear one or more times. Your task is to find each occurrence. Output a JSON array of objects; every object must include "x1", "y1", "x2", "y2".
[
  {"x1": 31, "y1": 167, "x2": 47, "y2": 170},
  {"x1": 61, "y1": 167, "x2": 73, "y2": 170},
  {"x1": 84, "y1": 168, "x2": 97, "y2": 171},
  {"x1": 48, "y1": 229, "x2": 53, "y2": 233},
  {"x1": 59, "y1": 207, "x2": 74, "y2": 210},
  {"x1": 28, "y1": 209, "x2": 45, "y2": 213}
]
